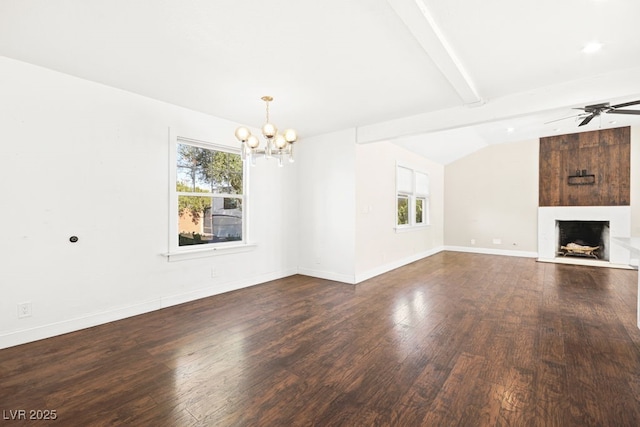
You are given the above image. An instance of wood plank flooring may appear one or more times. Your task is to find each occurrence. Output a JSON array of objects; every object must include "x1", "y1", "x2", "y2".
[{"x1": 2, "y1": 252, "x2": 640, "y2": 426}]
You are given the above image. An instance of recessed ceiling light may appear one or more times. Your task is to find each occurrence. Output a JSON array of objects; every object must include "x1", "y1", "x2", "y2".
[
  {"x1": 506, "y1": 127, "x2": 515, "y2": 133},
  {"x1": 582, "y1": 42, "x2": 603, "y2": 54}
]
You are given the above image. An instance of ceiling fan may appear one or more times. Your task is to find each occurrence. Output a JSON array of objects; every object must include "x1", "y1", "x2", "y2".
[{"x1": 546, "y1": 99, "x2": 640, "y2": 126}]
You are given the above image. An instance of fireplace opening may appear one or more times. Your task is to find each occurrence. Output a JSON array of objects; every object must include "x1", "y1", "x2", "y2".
[{"x1": 556, "y1": 220, "x2": 610, "y2": 261}]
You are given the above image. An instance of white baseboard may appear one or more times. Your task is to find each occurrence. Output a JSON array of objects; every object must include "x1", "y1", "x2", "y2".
[
  {"x1": 0, "y1": 268, "x2": 298, "y2": 350},
  {"x1": 444, "y1": 246, "x2": 538, "y2": 258},
  {"x1": 159, "y1": 268, "x2": 298, "y2": 307},
  {"x1": 296, "y1": 267, "x2": 356, "y2": 284},
  {"x1": 354, "y1": 246, "x2": 445, "y2": 284},
  {"x1": 0, "y1": 300, "x2": 160, "y2": 350}
]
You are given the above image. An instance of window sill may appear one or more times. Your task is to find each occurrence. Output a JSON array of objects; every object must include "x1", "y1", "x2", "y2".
[
  {"x1": 395, "y1": 225, "x2": 430, "y2": 233},
  {"x1": 164, "y1": 242, "x2": 257, "y2": 262}
]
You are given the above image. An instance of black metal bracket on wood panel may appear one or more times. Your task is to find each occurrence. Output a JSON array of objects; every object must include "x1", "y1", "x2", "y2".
[{"x1": 567, "y1": 174, "x2": 596, "y2": 185}]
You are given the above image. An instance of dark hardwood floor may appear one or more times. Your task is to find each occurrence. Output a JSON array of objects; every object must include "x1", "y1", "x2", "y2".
[{"x1": 2, "y1": 252, "x2": 640, "y2": 426}]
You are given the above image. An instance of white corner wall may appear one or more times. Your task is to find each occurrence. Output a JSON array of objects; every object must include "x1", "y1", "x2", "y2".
[
  {"x1": 355, "y1": 141, "x2": 444, "y2": 282},
  {"x1": 444, "y1": 139, "x2": 539, "y2": 256},
  {"x1": 631, "y1": 127, "x2": 640, "y2": 236},
  {"x1": 296, "y1": 129, "x2": 357, "y2": 283},
  {"x1": 0, "y1": 57, "x2": 298, "y2": 349}
]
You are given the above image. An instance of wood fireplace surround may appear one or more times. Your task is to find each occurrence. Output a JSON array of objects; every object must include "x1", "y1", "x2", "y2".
[
  {"x1": 539, "y1": 126, "x2": 630, "y2": 207},
  {"x1": 538, "y1": 127, "x2": 631, "y2": 267}
]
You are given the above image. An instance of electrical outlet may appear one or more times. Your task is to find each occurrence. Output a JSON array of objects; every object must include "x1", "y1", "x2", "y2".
[
  {"x1": 211, "y1": 267, "x2": 217, "y2": 278},
  {"x1": 492, "y1": 238, "x2": 502, "y2": 245},
  {"x1": 17, "y1": 302, "x2": 32, "y2": 318},
  {"x1": 470, "y1": 239, "x2": 476, "y2": 245}
]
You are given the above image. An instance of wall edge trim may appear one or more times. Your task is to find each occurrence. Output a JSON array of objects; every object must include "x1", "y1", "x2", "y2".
[
  {"x1": 354, "y1": 246, "x2": 445, "y2": 284},
  {"x1": 0, "y1": 268, "x2": 298, "y2": 350}
]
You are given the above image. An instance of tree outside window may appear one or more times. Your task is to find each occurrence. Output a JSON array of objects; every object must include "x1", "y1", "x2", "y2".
[
  {"x1": 397, "y1": 195, "x2": 409, "y2": 225},
  {"x1": 176, "y1": 142, "x2": 244, "y2": 246},
  {"x1": 415, "y1": 198, "x2": 424, "y2": 224}
]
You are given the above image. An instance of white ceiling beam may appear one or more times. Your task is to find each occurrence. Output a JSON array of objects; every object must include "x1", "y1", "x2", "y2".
[
  {"x1": 356, "y1": 66, "x2": 640, "y2": 144},
  {"x1": 387, "y1": 0, "x2": 483, "y2": 106}
]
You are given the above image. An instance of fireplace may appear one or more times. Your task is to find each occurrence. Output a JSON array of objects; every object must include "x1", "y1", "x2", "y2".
[
  {"x1": 538, "y1": 206, "x2": 631, "y2": 267},
  {"x1": 556, "y1": 220, "x2": 609, "y2": 261}
]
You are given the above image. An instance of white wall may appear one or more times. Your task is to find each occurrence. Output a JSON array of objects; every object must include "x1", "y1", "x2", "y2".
[
  {"x1": 444, "y1": 128, "x2": 640, "y2": 257},
  {"x1": 296, "y1": 129, "x2": 357, "y2": 283},
  {"x1": 0, "y1": 57, "x2": 298, "y2": 349},
  {"x1": 355, "y1": 141, "x2": 444, "y2": 282},
  {"x1": 631, "y1": 127, "x2": 640, "y2": 236},
  {"x1": 11, "y1": 51, "x2": 631, "y2": 348},
  {"x1": 296, "y1": 132, "x2": 446, "y2": 284},
  {"x1": 444, "y1": 139, "x2": 539, "y2": 256}
]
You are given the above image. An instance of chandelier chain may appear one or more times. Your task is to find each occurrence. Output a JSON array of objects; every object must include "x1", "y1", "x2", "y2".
[{"x1": 265, "y1": 99, "x2": 270, "y2": 123}]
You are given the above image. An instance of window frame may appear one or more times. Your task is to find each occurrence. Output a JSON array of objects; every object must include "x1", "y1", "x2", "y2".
[
  {"x1": 395, "y1": 163, "x2": 430, "y2": 230},
  {"x1": 169, "y1": 135, "x2": 249, "y2": 257}
]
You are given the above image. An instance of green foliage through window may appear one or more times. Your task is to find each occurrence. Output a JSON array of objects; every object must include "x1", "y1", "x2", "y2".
[
  {"x1": 177, "y1": 183, "x2": 210, "y2": 224},
  {"x1": 416, "y1": 198, "x2": 424, "y2": 224},
  {"x1": 176, "y1": 141, "x2": 244, "y2": 246},
  {"x1": 177, "y1": 144, "x2": 243, "y2": 194},
  {"x1": 397, "y1": 196, "x2": 409, "y2": 225}
]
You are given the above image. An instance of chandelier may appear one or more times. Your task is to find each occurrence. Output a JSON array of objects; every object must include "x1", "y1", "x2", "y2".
[{"x1": 234, "y1": 96, "x2": 298, "y2": 167}]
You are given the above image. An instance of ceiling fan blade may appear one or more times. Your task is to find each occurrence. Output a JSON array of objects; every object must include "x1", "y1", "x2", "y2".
[
  {"x1": 610, "y1": 100, "x2": 640, "y2": 109},
  {"x1": 606, "y1": 109, "x2": 640, "y2": 115},
  {"x1": 544, "y1": 113, "x2": 585, "y2": 124},
  {"x1": 553, "y1": 100, "x2": 640, "y2": 128},
  {"x1": 578, "y1": 114, "x2": 596, "y2": 126}
]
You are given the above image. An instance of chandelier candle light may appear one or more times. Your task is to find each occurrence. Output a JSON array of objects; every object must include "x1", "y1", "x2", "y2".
[{"x1": 234, "y1": 96, "x2": 298, "y2": 167}]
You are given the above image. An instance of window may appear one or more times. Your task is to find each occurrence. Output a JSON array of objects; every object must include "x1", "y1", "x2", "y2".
[
  {"x1": 415, "y1": 198, "x2": 425, "y2": 224},
  {"x1": 397, "y1": 195, "x2": 409, "y2": 225},
  {"x1": 396, "y1": 165, "x2": 429, "y2": 228},
  {"x1": 174, "y1": 138, "x2": 245, "y2": 249}
]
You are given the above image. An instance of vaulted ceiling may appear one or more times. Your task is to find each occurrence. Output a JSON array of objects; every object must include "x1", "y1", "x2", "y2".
[{"x1": 2, "y1": 0, "x2": 640, "y2": 163}]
